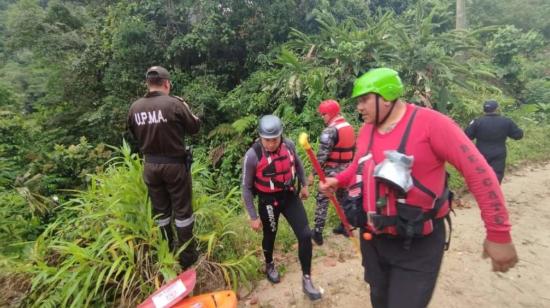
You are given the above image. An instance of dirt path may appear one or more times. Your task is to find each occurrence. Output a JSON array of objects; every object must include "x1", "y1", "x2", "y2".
[{"x1": 240, "y1": 162, "x2": 550, "y2": 308}]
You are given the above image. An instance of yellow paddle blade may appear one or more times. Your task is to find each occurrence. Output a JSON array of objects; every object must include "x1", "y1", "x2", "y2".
[{"x1": 299, "y1": 132, "x2": 311, "y2": 150}]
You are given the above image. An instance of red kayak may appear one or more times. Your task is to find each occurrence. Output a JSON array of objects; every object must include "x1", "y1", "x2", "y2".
[{"x1": 138, "y1": 270, "x2": 197, "y2": 308}]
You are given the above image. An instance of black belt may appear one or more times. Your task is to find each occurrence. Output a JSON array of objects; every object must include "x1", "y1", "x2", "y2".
[{"x1": 145, "y1": 155, "x2": 186, "y2": 164}]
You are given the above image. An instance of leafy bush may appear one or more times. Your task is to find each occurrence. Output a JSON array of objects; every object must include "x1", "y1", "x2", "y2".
[
  {"x1": 21, "y1": 143, "x2": 260, "y2": 307},
  {"x1": 523, "y1": 79, "x2": 550, "y2": 105},
  {"x1": 23, "y1": 137, "x2": 112, "y2": 195},
  {"x1": 0, "y1": 191, "x2": 42, "y2": 257}
]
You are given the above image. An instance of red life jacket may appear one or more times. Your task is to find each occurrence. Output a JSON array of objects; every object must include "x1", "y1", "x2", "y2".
[
  {"x1": 342, "y1": 108, "x2": 452, "y2": 249},
  {"x1": 326, "y1": 116, "x2": 355, "y2": 167},
  {"x1": 253, "y1": 140, "x2": 297, "y2": 193}
]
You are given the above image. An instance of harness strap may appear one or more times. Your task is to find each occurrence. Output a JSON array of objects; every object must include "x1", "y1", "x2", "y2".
[
  {"x1": 370, "y1": 179, "x2": 449, "y2": 228},
  {"x1": 412, "y1": 177, "x2": 437, "y2": 199},
  {"x1": 397, "y1": 107, "x2": 419, "y2": 153},
  {"x1": 331, "y1": 145, "x2": 356, "y2": 152},
  {"x1": 255, "y1": 178, "x2": 295, "y2": 190},
  {"x1": 263, "y1": 169, "x2": 291, "y2": 176},
  {"x1": 326, "y1": 157, "x2": 354, "y2": 164},
  {"x1": 252, "y1": 142, "x2": 262, "y2": 160}
]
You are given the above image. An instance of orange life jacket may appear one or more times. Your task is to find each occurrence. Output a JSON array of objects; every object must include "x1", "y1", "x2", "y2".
[{"x1": 326, "y1": 116, "x2": 355, "y2": 167}]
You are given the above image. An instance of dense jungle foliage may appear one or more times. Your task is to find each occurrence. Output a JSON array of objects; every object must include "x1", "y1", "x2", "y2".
[{"x1": 1, "y1": 0, "x2": 549, "y2": 306}]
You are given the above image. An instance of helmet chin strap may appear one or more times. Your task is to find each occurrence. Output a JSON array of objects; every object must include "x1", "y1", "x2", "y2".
[{"x1": 375, "y1": 95, "x2": 397, "y2": 126}]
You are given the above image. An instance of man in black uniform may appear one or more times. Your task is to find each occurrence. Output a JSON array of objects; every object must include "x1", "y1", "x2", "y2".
[
  {"x1": 128, "y1": 66, "x2": 201, "y2": 269},
  {"x1": 465, "y1": 100, "x2": 523, "y2": 183}
]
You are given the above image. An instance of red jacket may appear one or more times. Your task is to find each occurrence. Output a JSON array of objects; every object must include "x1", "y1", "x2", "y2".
[{"x1": 336, "y1": 103, "x2": 512, "y2": 243}]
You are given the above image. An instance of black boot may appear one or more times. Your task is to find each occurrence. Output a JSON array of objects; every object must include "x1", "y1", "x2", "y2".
[
  {"x1": 332, "y1": 223, "x2": 349, "y2": 237},
  {"x1": 176, "y1": 224, "x2": 198, "y2": 270},
  {"x1": 312, "y1": 229, "x2": 323, "y2": 246},
  {"x1": 266, "y1": 262, "x2": 280, "y2": 283},
  {"x1": 302, "y1": 275, "x2": 322, "y2": 300},
  {"x1": 159, "y1": 225, "x2": 175, "y2": 251}
]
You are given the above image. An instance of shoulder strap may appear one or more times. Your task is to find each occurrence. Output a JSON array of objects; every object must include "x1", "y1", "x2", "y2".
[
  {"x1": 254, "y1": 138, "x2": 295, "y2": 160},
  {"x1": 282, "y1": 138, "x2": 296, "y2": 156},
  {"x1": 252, "y1": 141, "x2": 263, "y2": 161},
  {"x1": 332, "y1": 126, "x2": 340, "y2": 146},
  {"x1": 397, "y1": 107, "x2": 419, "y2": 153}
]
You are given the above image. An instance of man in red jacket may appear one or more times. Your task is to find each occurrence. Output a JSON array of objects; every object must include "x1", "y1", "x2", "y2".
[{"x1": 319, "y1": 68, "x2": 518, "y2": 308}]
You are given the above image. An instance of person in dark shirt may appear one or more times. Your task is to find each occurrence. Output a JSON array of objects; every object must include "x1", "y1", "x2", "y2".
[
  {"x1": 465, "y1": 100, "x2": 523, "y2": 183},
  {"x1": 127, "y1": 66, "x2": 201, "y2": 269}
]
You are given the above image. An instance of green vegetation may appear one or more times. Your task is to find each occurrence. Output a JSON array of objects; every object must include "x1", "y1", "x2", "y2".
[
  {"x1": 1, "y1": 0, "x2": 549, "y2": 306},
  {"x1": 19, "y1": 144, "x2": 260, "y2": 307}
]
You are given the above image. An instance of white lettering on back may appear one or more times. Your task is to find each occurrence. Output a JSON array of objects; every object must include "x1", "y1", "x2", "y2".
[
  {"x1": 134, "y1": 110, "x2": 168, "y2": 126},
  {"x1": 141, "y1": 112, "x2": 148, "y2": 124},
  {"x1": 148, "y1": 111, "x2": 158, "y2": 124},
  {"x1": 158, "y1": 110, "x2": 167, "y2": 123}
]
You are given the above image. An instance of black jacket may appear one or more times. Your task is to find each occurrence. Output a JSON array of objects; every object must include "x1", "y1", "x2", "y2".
[
  {"x1": 128, "y1": 91, "x2": 200, "y2": 157},
  {"x1": 464, "y1": 113, "x2": 523, "y2": 157}
]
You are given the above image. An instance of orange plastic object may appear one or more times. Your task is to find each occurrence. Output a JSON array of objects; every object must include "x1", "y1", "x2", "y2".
[
  {"x1": 363, "y1": 232, "x2": 373, "y2": 241},
  {"x1": 173, "y1": 290, "x2": 238, "y2": 308}
]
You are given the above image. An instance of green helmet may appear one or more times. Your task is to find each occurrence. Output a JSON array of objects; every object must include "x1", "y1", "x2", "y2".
[{"x1": 351, "y1": 68, "x2": 404, "y2": 101}]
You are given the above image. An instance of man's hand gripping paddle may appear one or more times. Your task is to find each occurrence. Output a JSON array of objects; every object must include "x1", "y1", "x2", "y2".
[{"x1": 299, "y1": 133, "x2": 368, "y2": 254}]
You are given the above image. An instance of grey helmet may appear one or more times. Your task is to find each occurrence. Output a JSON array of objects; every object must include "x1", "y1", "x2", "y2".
[{"x1": 258, "y1": 115, "x2": 283, "y2": 138}]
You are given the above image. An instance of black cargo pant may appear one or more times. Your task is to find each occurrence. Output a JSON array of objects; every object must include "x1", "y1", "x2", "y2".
[
  {"x1": 258, "y1": 191, "x2": 313, "y2": 275},
  {"x1": 360, "y1": 220, "x2": 446, "y2": 308},
  {"x1": 483, "y1": 152, "x2": 506, "y2": 184},
  {"x1": 144, "y1": 162, "x2": 193, "y2": 224},
  {"x1": 144, "y1": 162, "x2": 196, "y2": 267}
]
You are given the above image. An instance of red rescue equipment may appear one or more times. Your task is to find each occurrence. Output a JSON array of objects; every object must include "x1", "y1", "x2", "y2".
[
  {"x1": 326, "y1": 116, "x2": 355, "y2": 166},
  {"x1": 253, "y1": 140, "x2": 297, "y2": 193},
  {"x1": 138, "y1": 270, "x2": 196, "y2": 308}
]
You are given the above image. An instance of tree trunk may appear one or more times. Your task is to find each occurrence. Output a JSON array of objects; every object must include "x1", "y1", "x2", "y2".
[{"x1": 456, "y1": 0, "x2": 466, "y2": 30}]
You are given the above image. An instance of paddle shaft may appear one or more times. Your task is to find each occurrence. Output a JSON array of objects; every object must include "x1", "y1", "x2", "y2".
[{"x1": 303, "y1": 147, "x2": 355, "y2": 238}]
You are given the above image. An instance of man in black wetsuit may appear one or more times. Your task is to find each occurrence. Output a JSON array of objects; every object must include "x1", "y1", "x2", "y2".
[{"x1": 241, "y1": 115, "x2": 322, "y2": 301}]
